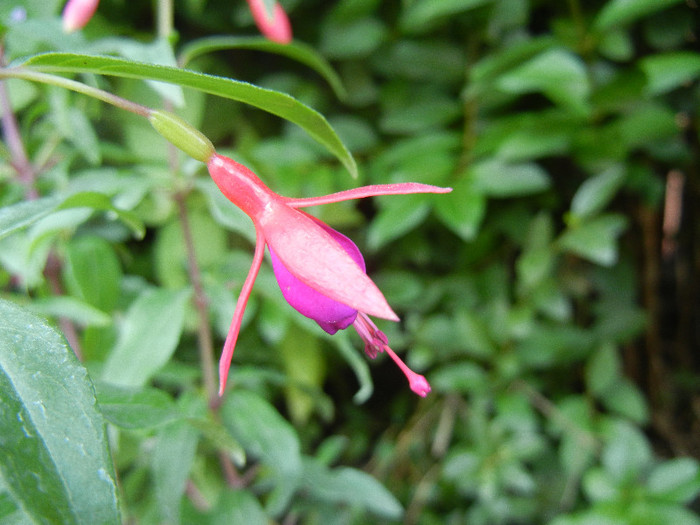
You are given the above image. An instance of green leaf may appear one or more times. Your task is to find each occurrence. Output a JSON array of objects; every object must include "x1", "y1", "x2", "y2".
[
  {"x1": 28, "y1": 296, "x2": 112, "y2": 327},
  {"x1": 570, "y1": 166, "x2": 626, "y2": 219},
  {"x1": 319, "y1": 17, "x2": 386, "y2": 59},
  {"x1": 331, "y1": 333, "x2": 373, "y2": 404},
  {"x1": 94, "y1": 383, "x2": 177, "y2": 430},
  {"x1": 431, "y1": 361, "x2": 489, "y2": 393},
  {"x1": 558, "y1": 214, "x2": 627, "y2": 266},
  {"x1": 91, "y1": 37, "x2": 184, "y2": 106},
  {"x1": 0, "y1": 196, "x2": 62, "y2": 240},
  {"x1": 400, "y1": 0, "x2": 494, "y2": 33},
  {"x1": 185, "y1": 416, "x2": 246, "y2": 467},
  {"x1": 367, "y1": 196, "x2": 430, "y2": 250},
  {"x1": 209, "y1": 490, "x2": 268, "y2": 525},
  {"x1": 648, "y1": 458, "x2": 700, "y2": 504},
  {"x1": 101, "y1": 288, "x2": 191, "y2": 388},
  {"x1": 300, "y1": 457, "x2": 403, "y2": 519},
  {"x1": 0, "y1": 299, "x2": 120, "y2": 524},
  {"x1": 640, "y1": 51, "x2": 700, "y2": 95},
  {"x1": 601, "y1": 419, "x2": 652, "y2": 482},
  {"x1": 63, "y1": 235, "x2": 123, "y2": 313},
  {"x1": 435, "y1": 176, "x2": 486, "y2": 241},
  {"x1": 497, "y1": 48, "x2": 590, "y2": 114},
  {"x1": 585, "y1": 343, "x2": 621, "y2": 396},
  {"x1": 179, "y1": 37, "x2": 347, "y2": 100},
  {"x1": 57, "y1": 191, "x2": 145, "y2": 238},
  {"x1": 22, "y1": 52, "x2": 357, "y2": 177},
  {"x1": 221, "y1": 390, "x2": 302, "y2": 516},
  {"x1": 600, "y1": 377, "x2": 649, "y2": 424},
  {"x1": 471, "y1": 159, "x2": 551, "y2": 197},
  {"x1": 152, "y1": 395, "x2": 201, "y2": 525},
  {"x1": 594, "y1": 0, "x2": 684, "y2": 30}
]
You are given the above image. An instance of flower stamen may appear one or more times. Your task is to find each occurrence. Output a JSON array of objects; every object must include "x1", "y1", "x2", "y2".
[{"x1": 352, "y1": 313, "x2": 431, "y2": 397}]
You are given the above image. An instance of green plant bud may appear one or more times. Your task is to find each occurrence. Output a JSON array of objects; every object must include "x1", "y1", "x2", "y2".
[{"x1": 148, "y1": 109, "x2": 215, "y2": 162}]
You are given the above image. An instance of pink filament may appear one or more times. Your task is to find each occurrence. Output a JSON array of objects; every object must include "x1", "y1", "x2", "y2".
[{"x1": 352, "y1": 313, "x2": 431, "y2": 397}]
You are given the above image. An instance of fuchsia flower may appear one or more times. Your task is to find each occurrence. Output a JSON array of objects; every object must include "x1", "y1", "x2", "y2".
[
  {"x1": 62, "y1": 0, "x2": 100, "y2": 32},
  {"x1": 207, "y1": 153, "x2": 451, "y2": 397},
  {"x1": 246, "y1": 0, "x2": 292, "y2": 44}
]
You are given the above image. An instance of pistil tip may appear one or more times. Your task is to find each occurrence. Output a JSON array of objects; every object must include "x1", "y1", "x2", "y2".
[{"x1": 408, "y1": 373, "x2": 431, "y2": 397}]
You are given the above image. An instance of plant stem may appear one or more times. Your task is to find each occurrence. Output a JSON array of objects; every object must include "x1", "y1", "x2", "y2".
[
  {"x1": 174, "y1": 192, "x2": 218, "y2": 403},
  {"x1": 0, "y1": 46, "x2": 83, "y2": 360},
  {"x1": 157, "y1": 0, "x2": 174, "y2": 40},
  {"x1": 0, "y1": 67, "x2": 151, "y2": 117}
]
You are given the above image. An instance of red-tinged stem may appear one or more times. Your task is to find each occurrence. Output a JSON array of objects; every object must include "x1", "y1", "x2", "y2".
[
  {"x1": 285, "y1": 183, "x2": 452, "y2": 208},
  {"x1": 218, "y1": 228, "x2": 266, "y2": 395},
  {"x1": 0, "y1": 68, "x2": 151, "y2": 118}
]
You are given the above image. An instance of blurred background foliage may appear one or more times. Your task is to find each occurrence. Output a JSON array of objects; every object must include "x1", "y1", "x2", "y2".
[{"x1": 1, "y1": 0, "x2": 699, "y2": 523}]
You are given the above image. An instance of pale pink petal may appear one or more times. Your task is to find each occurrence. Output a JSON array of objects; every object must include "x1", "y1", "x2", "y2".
[
  {"x1": 261, "y1": 202, "x2": 398, "y2": 322},
  {"x1": 219, "y1": 228, "x2": 266, "y2": 396},
  {"x1": 285, "y1": 183, "x2": 452, "y2": 208},
  {"x1": 62, "y1": 0, "x2": 99, "y2": 32}
]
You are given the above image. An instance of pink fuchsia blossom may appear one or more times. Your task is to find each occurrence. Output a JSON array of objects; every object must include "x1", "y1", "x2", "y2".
[
  {"x1": 269, "y1": 222, "x2": 432, "y2": 397},
  {"x1": 207, "y1": 153, "x2": 451, "y2": 396},
  {"x1": 62, "y1": 0, "x2": 100, "y2": 32},
  {"x1": 246, "y1": 0, "x2": 292, "y2": 44}
]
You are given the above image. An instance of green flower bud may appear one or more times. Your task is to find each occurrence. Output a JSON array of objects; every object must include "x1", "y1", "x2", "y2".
[{"x1": 149, "y1": 110, "x2": 215, "y2": 163}]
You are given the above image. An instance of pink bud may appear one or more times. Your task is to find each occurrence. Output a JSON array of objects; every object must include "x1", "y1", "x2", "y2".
[
  {"x1": 246, "y1": 0, "x2": 292, "y2": 44},
  {"x1": 62, "y1": 0, "x2": 100, "y2": 32}
]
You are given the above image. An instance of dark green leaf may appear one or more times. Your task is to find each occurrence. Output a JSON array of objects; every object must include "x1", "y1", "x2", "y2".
[
  {"x1": 63, "y1": 235, "x2": 123, "y2": 313},
  {"x1": 471, "y1": 159, "x2": 551, "y2": 197},
  {"x1": 570, "y1": 166, "x2": 626, "y2": 219},
  {"x1": 640, "y1": 51, "x2": 700, "y2": 95},
  {"x1": 585, "y1": 343, "x2": 621, "y2": 396},
  {"x1": 435, "y1": 176, "x2": 486, "y2": 241},
  {"x1": 22, "y1": 53, "x2": 357, "y2": 177},
  {"x1": 558, "y1": 214, "x2": 628, "y2": 266},
  {"x1": 431, "y1": 361, "x2": 489, "y2": 393},
  {"x1": 497, "y1": 49, "x2": 590, "y2": 114},
  {"x1": 600, "y1": 378, "x2": 649, "y2": 424},
  {"x1": 179, "y1": 37, "x2": 347, "y2": 100},
  {"x1": 300, "y1": 457, "x2": 403, "y2": 519},
  {"x1": 594, "y1": 0, "x2": 684, "y2": 30},
  {"x1": 319, "y1": 17, "x2": 386, "y2": 59},
  {"x1": 367, "y1": 196, "x2": 430, "y2": 249},
  {"x1": 400, "y1": 0, "x2": 494, "y2": 33},
  {"x1": 0, "y1": 299, "x2": 120, "y2": 524}
]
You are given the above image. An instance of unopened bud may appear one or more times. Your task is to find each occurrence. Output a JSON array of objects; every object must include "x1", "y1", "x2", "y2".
[
  {"x1": 149, "y1": 110, "x2": 215, "y2": 163},
  {"x1": 62, "y1": 0, "x2": 100, "y2": 33}
]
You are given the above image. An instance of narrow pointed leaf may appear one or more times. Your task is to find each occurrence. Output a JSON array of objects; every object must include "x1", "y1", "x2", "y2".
[
  {"x1": 179, "y1": 37, "x2": 347, "y2": 100},
  {"x1": 0, "y1": 299, "x2": 120, "y2": 524},
  {"x1": 20, "y1": 52, "x2": 357, "y2": 177}
]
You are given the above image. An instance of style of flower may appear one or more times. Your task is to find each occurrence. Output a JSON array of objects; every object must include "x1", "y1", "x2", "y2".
[
  {"x1": 207, "y1": 153, "x2": 451, "y2": 397},
  {"x1": 246, "y1": 0, "x2": 292, "y2": 44},
  {"x1": 62, "y1": 0, "x2": 100, "y2": 33}
]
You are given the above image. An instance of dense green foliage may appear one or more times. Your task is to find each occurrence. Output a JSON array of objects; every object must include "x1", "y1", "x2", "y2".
[{"x1": 1, "y1": 0, "x2": 699, "y2": 523}]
